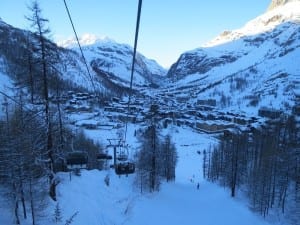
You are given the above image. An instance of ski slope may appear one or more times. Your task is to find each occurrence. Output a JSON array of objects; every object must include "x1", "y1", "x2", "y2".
[
  {"x1": 43, "y1": 126, "x2": 277, "y2": 225},
  {"x1": 0, "y1": 122, "x2": 281, "y2": 225}
]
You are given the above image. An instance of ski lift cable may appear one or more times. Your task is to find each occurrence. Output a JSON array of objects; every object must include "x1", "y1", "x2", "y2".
[
  {"x1": 0, "y1": 90, "x2": 44, "y2": 117},
  {"x1": 62, "y1": 0, "x2": 97, "y2": 93},
  {"x1": 63, "y1": 0, "x2": 142, "y2": 147},
  {"x1": 124, "y1": 0, "x2": 143, "y2": 143}
]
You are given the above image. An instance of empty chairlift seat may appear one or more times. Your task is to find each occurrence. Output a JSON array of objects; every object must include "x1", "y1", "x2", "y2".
[
  {"x1": 66, "y1": 151, "x2": 88, "y2": 170},
  {"x1": 115, "y1": 161, "x2": 135, "y2": 175}
]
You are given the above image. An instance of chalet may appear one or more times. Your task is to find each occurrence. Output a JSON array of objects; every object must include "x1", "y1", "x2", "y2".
[
  {"x1": 195, "y1": 105, "x2": 215, "y2": 111},
  {"x1": 184, "y1": 120, "x2": 195, "y2": 128},
  {"x1": 293, "y1": 91, "x2": 300, "y2": 116},
  {"x1": 77, "y1": 105, "x2": 92, "y2": 112},
  {"x1": 104, "y1": 107, "x2": 125, "y2": 113},
  {"x1": 196, "y1": 122, "x2": 235, "y2": 133},
  {"x1": 129, "y1": 105, "x2": 143, "y2": 113},
  {"x1": 64, "y1": 105, "x2": 77, "y2": 112},
  {"x1": 117, "y1": 114, "x2": 136, "y2": 123},
  {"x1": 197, "y1": 99, "x2": 217, "y2": 107},
  {"x1": 75, "y1": 95, "x2": 89, "y2": 101},
  {"x1": 176, "y1": 94, "x2": 190, "y2": 103},
  {"x1": 233, "y1": 117, "x2": 247, "y2": 125},
  {"x1": 258, "y1": 107, "x2": 282, "y2": 119},
  {"x1": 206, "y1": 114, "x2": 216, "y2": 120},
  {"x1": 67, "y1": 91, "x2": 75, "y2": 97},
  {"x1": 112, "y1": 97, "x2": 120, "y2": 103},
  {"x1": 69, "y1": 99, "x2": 77, "y2": 105},
  {"x1": 103, "y1": 101, "x2": 111, "y2": 106},
  {"x1": 174, "y1": 119, "x2": 184, "y2": 127},
  {"x1": 75, "y1": 120, "x2": 99, "y2": 129},
  {"x1": 186, "y1": 110, "x2": 197, "y2": 116},
  {"x1": 293, "y1": 104, "x2": 300, "y2": 115},
  {"x1": 159, "y1": 111, "x2": 176, "y2": 119}
]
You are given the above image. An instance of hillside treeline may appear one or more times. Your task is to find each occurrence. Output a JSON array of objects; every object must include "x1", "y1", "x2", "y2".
[{"x1": 204, "y1": 115, "x2": 300, "y2": 224}]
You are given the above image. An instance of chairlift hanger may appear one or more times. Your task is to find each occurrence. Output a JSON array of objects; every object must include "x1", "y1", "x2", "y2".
[
  {"x1": 63, "y1": 0, "x2": 143, "y2": 175},
  {"x1": 113, "y1": 0, "x2": 142, "y2": 176},
  {"x1": 123, "y1": 0, "x2": 143, "y2": 144}
]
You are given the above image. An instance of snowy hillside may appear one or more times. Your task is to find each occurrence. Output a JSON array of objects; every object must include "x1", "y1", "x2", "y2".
[
  {"x1": 0, "y1": 58, "x2": 14, "y2": 117},
  {"x1": 0, "y1": 1, "x2": 299, "y2": 225},
  {"x1": 205, "y1": 0, "x2": 300, "y2": 47},
  {"x1": 167, "y1": 0, "x2": 300, "y2": 115},
  {"x1": 0, "y1": 20, "x2": 104, "y2": 94},
  {"x1": 58, "y1": 34, "x2": 167, "y2": 88},
  {"x1": 0, "y1": 125, "x2": 279, "y2": 225},
  {"x1": 0, "y1": 20, "x2": 165, "y2": 100}
]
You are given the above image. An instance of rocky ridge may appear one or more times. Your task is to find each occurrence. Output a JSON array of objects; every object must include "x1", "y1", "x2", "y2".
[{"x1": 165, "y1": 0, "x2": 300, "y2": 114}]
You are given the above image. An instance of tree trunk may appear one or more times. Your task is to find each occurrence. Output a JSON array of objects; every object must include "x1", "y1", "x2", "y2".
[
  {"x1": 20, "y1": 184, "x2": 27, "y2": 219},
  {"x1": 29, "y1": 179, "x2": 36, "y2": 225},
  {"x1": 15, "y1": 199, "x2": 20, "y2": 225}
]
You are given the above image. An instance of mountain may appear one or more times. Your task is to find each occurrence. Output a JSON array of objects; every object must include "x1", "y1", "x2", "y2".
[
  {"x1": 58, "y1": 34, "x2": 167, "y2": 89},
  {"x1": 0, "y1": 21, "x2": 166, "y2": 104},
  {"x1": 1, "y1": 1, "x2": 299, "y2": 114},
  {"x1": 268, "y1": 0, "x2": 299, "y2": 11},
  {"x1": 167, "y1": 1, "x2": 300, "y2": 115},
  {"x1": 0, "y1": 20, "x2": 105, "y2": 94}
]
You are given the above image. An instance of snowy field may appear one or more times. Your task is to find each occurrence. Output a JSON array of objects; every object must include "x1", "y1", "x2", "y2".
[{"x1": 41, "y1": 126, "x2": 277, "y2": 225}]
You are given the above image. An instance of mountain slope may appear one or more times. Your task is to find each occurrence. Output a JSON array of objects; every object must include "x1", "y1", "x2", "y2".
[
  {"x1": 59, "y1": 34, "x2": 167, "y2": 88},
  {"x1": 268, "y1": 0, "x2": 299, "y2": 11},
  {"x1": 0, "y1": 19, "x2": 102, "y2": 94},
  {"x1": 167, "y1": 1, "x2": 300, "y2": 115},
  {"x1": 0, "y1": 21, "x2": 166, "y2": 102}
]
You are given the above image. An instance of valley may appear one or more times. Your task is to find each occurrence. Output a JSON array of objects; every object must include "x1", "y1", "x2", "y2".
[{"x1": 0, "y1": 0, "x2": 300, "y2": 225}]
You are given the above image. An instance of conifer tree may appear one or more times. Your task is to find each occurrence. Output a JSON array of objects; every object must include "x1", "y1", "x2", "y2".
[{"x1": 26, "y1": 0, "x2": 60, "y2": 201}]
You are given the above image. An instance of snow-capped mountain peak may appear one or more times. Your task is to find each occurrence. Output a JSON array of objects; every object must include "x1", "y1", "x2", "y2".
[
  {"x1": 57, "y1": 33, "x2": 114, "y2": 48},
  {"x1": 268, "y1": 0, "x2": 300, "y2": 11},
  {"x1": 167, "y1": 0, "x2": 300, "y2": 115},
  {"x1": 56, "y1": 33, "x2": 167, "y2": 88},
  {"x1": 205, "y1": 0, "x2": 300, "y2": 47}
]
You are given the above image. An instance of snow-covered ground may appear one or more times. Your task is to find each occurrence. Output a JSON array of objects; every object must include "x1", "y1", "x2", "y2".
[
  {"x1": 0, "y1": 115, "x2": 282, "y2": 225},
  {"x1": 41, "y1": 125, "x2": 276, "y2": 225},
  {"x1": 0, "y1": 69, "x2": 13, "y2": 117}
]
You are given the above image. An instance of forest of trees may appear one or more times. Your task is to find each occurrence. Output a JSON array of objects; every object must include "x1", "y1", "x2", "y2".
[
  {"x1": 0, "y1": 2, "x2": 103, "y2": 224},
  {"x1": 204, "y1": 115, "x2": 300, "y2": 224},
  {"x1": 135, "y1": 125, "x2": 178, "y2": 193},
  {"x1": 0, "y1": 103, "x2": 101, "y2": 225},
  {"x1": 135, "y1": 105, "x2": 178, "y2": 193}
]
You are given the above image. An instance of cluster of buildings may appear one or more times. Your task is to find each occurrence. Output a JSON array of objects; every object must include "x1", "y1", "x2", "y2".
[{"x1": 55, "y1": 86, "x2": 299, "y2": 136}]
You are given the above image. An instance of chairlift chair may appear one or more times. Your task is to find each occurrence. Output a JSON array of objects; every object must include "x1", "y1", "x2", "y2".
[
  {"x1": 96, "y1": 153, "x2": 113, "y2": 161},
  {"x1": 115, "y1": 161, "x2": 135, "y2": 175},
  {"x1": 114, "y1": 144, "x2": 135, "y2": 175},
  {"x1": 66, "y1": 151, "x2": 88, "y2": 170}
]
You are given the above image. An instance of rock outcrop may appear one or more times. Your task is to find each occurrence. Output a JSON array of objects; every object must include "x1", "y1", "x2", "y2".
[{"x1": 268, "y1": 0, "x2": 299, "y2": 11}]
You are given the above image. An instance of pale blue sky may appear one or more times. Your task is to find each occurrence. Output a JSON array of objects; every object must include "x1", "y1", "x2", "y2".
[{"x1": 0, "y1": 0, "x2": 270, "y2": 67}]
